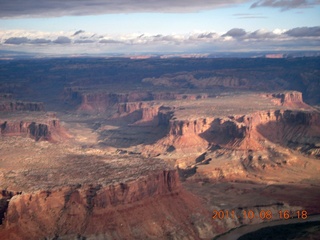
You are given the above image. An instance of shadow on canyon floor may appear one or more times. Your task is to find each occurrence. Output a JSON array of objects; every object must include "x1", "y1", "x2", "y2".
[{"x1": 97, "y1": 116, "x2": 169, "y2": 149}]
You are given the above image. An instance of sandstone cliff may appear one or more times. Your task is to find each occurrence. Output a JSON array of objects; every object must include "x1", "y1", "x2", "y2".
[
  {"x1": 0, "y1": 170, "x2": 214, "y2": 239},
  {"x1": 165, "y1": 119, "x2": 212, "y2": 150},
  {"x1": 116, "y1": 102, "x2": 173, "y2": 126},
  {"x1": 255, "y1": 110, "x2": 320, "y2": 157},
  {"x1": 164, "y1": 108, "x2": 320, "y2": 183},
  {"x1": 151, "y1": 108, "x2": 320, "y2": 156},
  {"x1": 0, "y1": 115, "x2": 66, "y2": 142},
  {"x1": 270, "y1": 91, "x2": 311, "y2": 109},
  {"x1": 64, "y1": 87, "x2": 208, "y2": 113},
  {"x1": 153, "y1": 116, "x2": 252, "y2": 153}
]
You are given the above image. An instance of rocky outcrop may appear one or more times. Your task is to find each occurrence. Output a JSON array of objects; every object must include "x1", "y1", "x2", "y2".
[
  {"x1": 64, "y1": 87, "x2": 208, "y2": 113},
  {"x1": 152, "y1": 108, "x2": 320, "y2": 155},
  {"x1": 158, "y1": 109, "x2": 320, "y2": 182},
  {"x1": 268, "y1": 91, "x2": 311, "y2": 109},
  {"x1": 160, "y1": 116, "x2": 258, "y2": 151},
  {"x1": 255, "y1": 110, "x2": 320, "y2": 156},
  {"x1": 0, "y1": 117, "x2": 66, "y2": 141},
  {"x1": 77, "y1": 92, "x2": 149, "y2": 112},
  {"x1": 153, "y1": 118, "x2": 212, "y2": 153},
  {"x1": 210, "y1": 110, "x2": 320, "y2": 151},
  {"x1": 0, "y1": 190, "x2": 21, "y2": 225},
  {"x1": 116, "y1": 102, "x2": 173, "y2": 126},
  {"x1": 0, "y1": 170, "x2": 215, "y2": 239},
  {"x1": 0, "y1": 101, "x2": 45, "y2": 112},
  {"x1": 0, "y1": 92, "x2": 45, "y2": 112}
]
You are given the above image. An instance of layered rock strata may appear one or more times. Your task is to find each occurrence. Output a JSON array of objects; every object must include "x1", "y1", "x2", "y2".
[
  {"x1": 0, "y1": 113, "x2": 65, "y2": 141},
  {"x1": 116, "y1": 102, "x2": 173, "y2": 126},
  {"x1": 0, "y1": 170, "x2": 214, "y2": 239},
  {"x1": 269, "y1": 91, "x2": 311, "y2": 109},
  {"x1": 154, "y1": 109, "x2": 320, "y2": 155},
  {"x1": 64, "y1": 87, "x2": 208, "y2": 113}
]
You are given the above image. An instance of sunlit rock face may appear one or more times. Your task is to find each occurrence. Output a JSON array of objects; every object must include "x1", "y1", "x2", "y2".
[{"x1": 0, "y1": 170, "x2": 216, "y2": 239}]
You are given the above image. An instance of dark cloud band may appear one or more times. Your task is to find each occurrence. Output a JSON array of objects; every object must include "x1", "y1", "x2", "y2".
[
  {"x1": 1, "y1": 0, "x2": 319, "y2": 18},
  {"x1": 251, "y1": 0, "x2": 320, "y2": 10},
  {"x1": 0, "y1": 0, "x2": 249, "y2": 18}
]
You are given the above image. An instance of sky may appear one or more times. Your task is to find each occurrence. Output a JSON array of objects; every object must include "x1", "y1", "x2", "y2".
[{"x1": 0, "y1": 0, "x2": 319, "y2": 55}]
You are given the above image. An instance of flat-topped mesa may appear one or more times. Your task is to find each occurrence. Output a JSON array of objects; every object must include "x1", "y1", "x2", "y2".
[
  {"x1": 64, "y1": 87, "x2": 209, "y2": 113},
  {"x1": 0, "y1": 113, "x2": 67, "y2": 142},
  {"x1": 116, "y1": 102, "x2": 173, "y2": 126},
  {"x1": 153, "y1": 108, "x2": 320, "y2": 153},
  {"x1": 169, "y1": 118, "x2": 211, "y2": 136},
  {"x1": 205, "y1": 110, "x2": 320, "y2": 152},
  {"x1": 163, "y1": 117, "x2": 251, "y2": 150},
  {"x1": 269, "y1": 91, "x2": 311, "y2": 109},
  {"x1": 0, "y1": 120, "x2": 56, "y2": 141},
  {"x1": 117, "y1": 102, "x2": 150, "y2": 116},
  {"x1": 77, "y1": 92, "x2": 152, "y2": 113},
  {"x1": 154, "y1": 118, "x2": 212, "y2": 152},
  {"x1": 0, "y1": 101, "x2": 45, "y2": 112},
  {"x1": 247, "y1": 109, "x2": 320, "y2": 126},
  {"x1": 0, "y1": 170, "x2": 212, "y2": 239},
  {"x1": 254, "y1": 110, "x2": 320, "y2": 155},
  {"x1": 213, "y1": 110, "x2": 320, "y2": 150},
  {"x1": 82, "y1": 91, "x2": 207, "y2": 113}
]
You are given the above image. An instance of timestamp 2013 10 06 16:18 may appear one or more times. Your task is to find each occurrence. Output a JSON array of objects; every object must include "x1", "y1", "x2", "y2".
[{"x1": 212, "y1": 209, "x2": 308, "y2": 220}]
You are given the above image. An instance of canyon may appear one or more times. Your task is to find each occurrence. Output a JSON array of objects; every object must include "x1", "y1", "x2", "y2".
[{"x1": 0, "y1": 57, "x2": 319, "y2": 239}]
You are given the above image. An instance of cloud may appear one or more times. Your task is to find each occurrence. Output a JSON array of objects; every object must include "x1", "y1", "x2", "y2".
[
  {"x1": 248, "y1": 29, "x2": 277, "y2": 39},
  {"x1": 73, "y1": 30, "x2": 85, "y2": 36},
  {"x1": 74, "y1": 39, "x2": 95, "y2": 44},
  {"x1": 233, "y1": 13, "x2": 268, "y2": 19},
  {"x1": 53, "y1": 36, "x2": 71, "y2": 44},
  {"x1": 251, "y1": 0, "x2": 320, "y2": 10},
  {"x1": 99, "y1": 39, "x2": 123, "y2": 44},
  {"x1": 222, "y1": 28, "x2": 247, "y2": 38},
  {"x1": 197, "y1": 32, "x2": 218, "y2": 39},
  {"x1": 4, "y1": 37, "x2": 30, "y2": 44},
  {"x1": 30, "y1": 38, "x2": 52, "y2": 44},
  {"x1": 2, "y1": 0, "x2": 317, "y2": 19},
  {"x1": 0, "y1": 0, "x2": 251, "y2": 18},
  {"x1": 1, "y1": 27, "x2": 319, "y2": 53},
  {"x1": 285, "y1": 26, "x2": 320, "y2": 37}
]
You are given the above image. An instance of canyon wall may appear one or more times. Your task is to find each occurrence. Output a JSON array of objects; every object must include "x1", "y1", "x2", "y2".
[
  {"x1": 0, "y1": 118, "x2": 64, "y2": 141},
  {"x1": 164, "y1": 119, "x2": 212, "y2": 150},
  {"x1": 0, "y1": 170, "x2": 215, "y2": 239},
  {"x1": 154, "y1": 116, "x2": 251, "y2": 152},
  {"x1": 269, "y1": 91, "x2": 311, "y2": 109},
  {"x1": 154, "y1": 109, "x2": 320, "y2": 154},
  {"x1": 64, "y1": 87, "x2": 208, "y2": 113},
  {"x1": 116, "y1": 102, "x2": 173, "y2": 126},
  {"x1": 254, "y1": 110, "x2": 320, "y2": 157}
]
